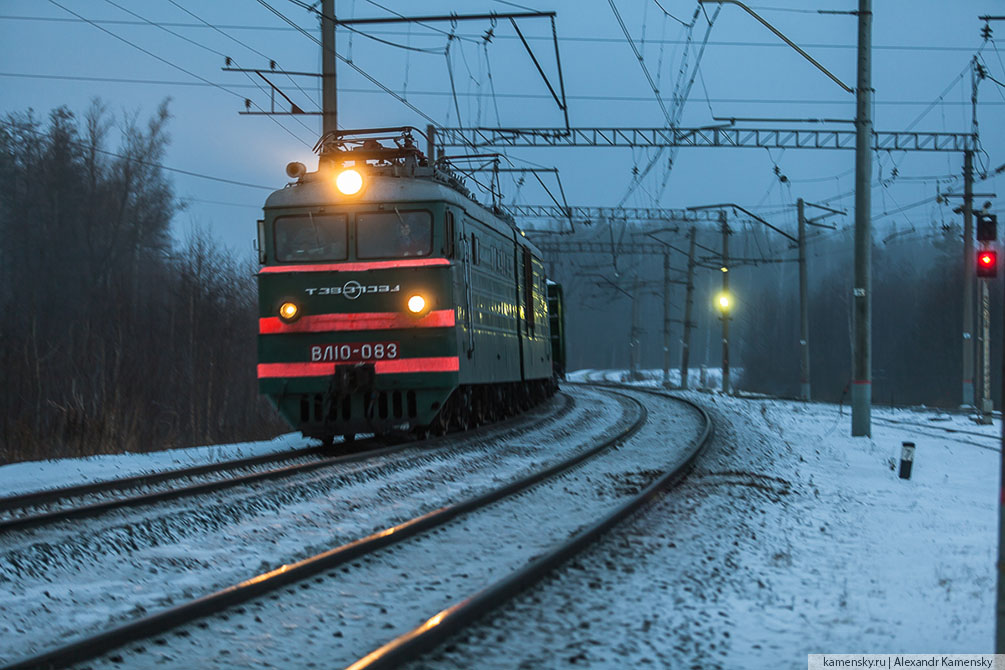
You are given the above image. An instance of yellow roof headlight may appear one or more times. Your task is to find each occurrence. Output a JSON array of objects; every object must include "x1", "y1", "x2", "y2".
[
  {"x1": 407, "y1": 295, "x2": 426, "y2": 314},
  {"x1": 335, "y1": 168, "x2": 363, "y2": 195},
  {"x1": 279, "y1": 301, "x2": 300, "y2": 322}
]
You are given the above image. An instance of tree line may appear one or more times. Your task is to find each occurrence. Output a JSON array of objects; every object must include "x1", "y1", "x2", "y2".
[
  {"x1": 0, "y1": 101, "x2": 286, "y2": 465},
  {"x1": 547, "y1": 214, "x2": 995, "y2": 409}
]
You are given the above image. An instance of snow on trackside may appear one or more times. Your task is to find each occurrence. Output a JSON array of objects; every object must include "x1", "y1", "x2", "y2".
[
  {"x1": 0, "y1": 432, "x2": 311, "y2": 497},
  {"x1": 1, "y1": 370, "x2": 999, "y2": 667},
  {"x1": 425, "y1": 372, "x2": 999, "y2": 668}
]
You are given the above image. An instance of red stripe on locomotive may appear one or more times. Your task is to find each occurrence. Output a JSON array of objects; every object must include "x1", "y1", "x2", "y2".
[
  {"x1": 256, "y1": 356, "x2": 461, "y2": 378},
  {"x1": 259, "y1": 309, "x2": 455, "y2": 334},
  {"x1": 259, "y1": 258, "x2": 451, "y2": 274}
]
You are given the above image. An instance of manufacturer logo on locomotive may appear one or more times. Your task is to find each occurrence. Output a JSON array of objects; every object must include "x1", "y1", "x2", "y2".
[
  {"x1": 342, "y1": 280, "x2": 363, "y2": 300},
  {"x1": 304, "y1": 283, "x2": 401, "y2": 298}
]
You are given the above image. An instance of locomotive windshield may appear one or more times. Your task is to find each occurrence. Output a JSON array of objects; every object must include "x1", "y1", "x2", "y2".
[
  {"x1": 274, "y1": 213, "x2": 347, "y2": 262},
  {"x1": 357, "y1": 209, "x2": 432, "y2": 259}
]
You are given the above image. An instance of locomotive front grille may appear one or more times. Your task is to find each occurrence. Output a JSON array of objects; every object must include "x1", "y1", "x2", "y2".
[{"x1": 298, "y1": 390, "x2": 418, "y2": 425}]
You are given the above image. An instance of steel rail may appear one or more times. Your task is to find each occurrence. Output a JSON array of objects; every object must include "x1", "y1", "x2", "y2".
[
  {"x1": 347, "y1": 385, "x2": 712, "y2": 670},
  {"x1": 0, "y1": 393, "x2": 575, "y2": 534},
  {"x1": 0, "y1": 389, "x2": 642, "y2": 670},
  {"x1": 0, "y1": 443, "x2": 329, "y2": 512},
  {"x1": 870, "y1": 416, "x2": 1000, "y2": 453}
]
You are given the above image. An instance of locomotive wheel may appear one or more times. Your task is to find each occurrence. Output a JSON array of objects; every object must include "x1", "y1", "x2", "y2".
[
  {"x1": 453, "y1": 388, "x2": 472, "y2": 431},
  {"x1": 470, "y1": 389, "x2": 487, "y2": 426},
  {"x1": 341, "y1": 433, "x2": 355, "y2": 444},
  {"x1": 454, "y1": 404, "x2": 472, "y2": 431},
  {"x1": 507, "y1": 387, "x2": 521, "y2": 415},
  {"x1": 494, "y1": 387, "x2": 508, "y2": 420},
  {"x1": 431, "y1": 408, "x2": 451, "y2": 436}
]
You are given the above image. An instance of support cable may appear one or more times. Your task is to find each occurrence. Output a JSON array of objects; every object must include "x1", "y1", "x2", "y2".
[
  {"x1": 47, "y1": 0, "x2": 314, "y2": 149},
  {"x1": 256, "y1": 0, "x2": 445, "y2": 131},
  {"x1": 608, "y1": 0, "x2": 673, "y2": 125},
  {"x1": 109, "y1": 0, "x2": 317, "y2": 139},
  {"x1": 171, "y1": 0, "x2": 320, "y2": 117},
  {"x1": 445, "y1": 36, "x2": 463, "y2": 126},
  {"x1": 0, "y1": 118, "x2": 274, "y2": 190}
]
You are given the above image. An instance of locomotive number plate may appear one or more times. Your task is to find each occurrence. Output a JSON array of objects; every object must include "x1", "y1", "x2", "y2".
[{"x1": 310, "y1": 342, "x2": 399, "y2": 362}]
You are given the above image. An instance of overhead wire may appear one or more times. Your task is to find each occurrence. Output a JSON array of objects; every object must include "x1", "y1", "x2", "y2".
[
  {"x1": 255, "y1": 0, "x2": 445, "y2": 130},
  {"x1": 3, "y1": 70, "x2": 994, "y2": 106},
  {"x1": 445, "y1": 34, "x2": 463, "y2": 126},
  {"x1": 489, "y1": 0, "x2": 541, "y2": 12},
  {"x1": 652, "y1": 0, "x2": 690, "y2": 28},
  {"x1": 608, "y1": 0, "x2": 673, "y2": 125},
  {"x1": 46, "y1": 0, "x2": 314, "y2": 149},
  {"x1": 167, "y1": 0, "x2": 319, "y2": 113},
  {"x1": 1, "y1": 16, "x2": 987, "y2": 53},
  {"x1": 360, "y1": 0, "x2": 480, "y2": 44},
  {"x1": 103, "y1": 0, "x2": 318, "y2": 140},
  {"x1": 903, "y1": 60, "x2": 970, "y2": 132}
]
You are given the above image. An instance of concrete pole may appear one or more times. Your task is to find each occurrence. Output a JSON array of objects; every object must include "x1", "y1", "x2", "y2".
[
  {"x1": 663, "y1": 251, "x2": 672, "y2": 388},
  {"x1": 320, "y1": 0, "x2": 337, "y2": 155},
  {"x1": 798, "y1": 198, "x2": 811, "y2": 401},
  {"x1": 981, "y1": 280, "x2": 993, "y2": 424},
  {"x1": 851, "y1": 0, "x2": 872, "y2": 436},
  {"x1": 721, "y1": 211, "x2": 731, "y2": 395},
  {"x1": 681, "y1": 226, "x2": 697, "y2": 389},
  {"x1": 964, "y1": 149, "x2": 976, "y2": 407},
  {"x1": 998, "y1": 277, "x2": 1005, "y2": 653}
]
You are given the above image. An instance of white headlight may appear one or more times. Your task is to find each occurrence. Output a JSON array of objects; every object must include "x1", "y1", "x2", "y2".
[
  {"x1": 407, "y1": 295, "x2": 426, "y2": 314},
  {"x1": 335, "y1": 169, "x2": 363, "y2": 195}
]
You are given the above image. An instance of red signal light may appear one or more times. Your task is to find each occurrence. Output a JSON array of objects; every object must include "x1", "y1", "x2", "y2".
[{"x1": 977, "y1": 249, "x2": 998, "y2": 278}]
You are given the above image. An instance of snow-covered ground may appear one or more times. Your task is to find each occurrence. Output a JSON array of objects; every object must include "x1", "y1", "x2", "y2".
[
  {"x1": 0, "y1": 373, "x2": 999, "y2": 668},
  {"x1": 0, "y1": 389, "x2": 641, "y2": 665},
  {"x1": 420, "y1": 371, "x2": 998, "y2": 668},
  {"x1": 0, "y1": 432, "x2": 312, "y2": 498}
]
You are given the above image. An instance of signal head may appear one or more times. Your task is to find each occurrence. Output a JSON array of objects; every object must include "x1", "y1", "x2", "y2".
[{"x1": 977, "y1": 249, "x2": 998, "y2": 278}]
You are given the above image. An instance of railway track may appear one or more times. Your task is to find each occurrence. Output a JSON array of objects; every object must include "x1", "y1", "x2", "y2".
[
  {"x1": 0, "y1": 393, "x2": 576, "y2": 534},
  {"x1": 2, "y1": 386, "x2": 709, "y2": 670},
  {"x1": 0, "y1": 388, "x2": 619, "y2": 665},
  {"x1": 347, "y1": 386, "x2": 711, "y2": 670},
  {"x1": 870, "y1": 415, "x2": 1000, "y2": 452}
]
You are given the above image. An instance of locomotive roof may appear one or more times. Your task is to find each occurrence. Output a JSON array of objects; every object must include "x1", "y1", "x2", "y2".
[{"x1": 265, "y1": 170, "x2": 541, "y2": 254}]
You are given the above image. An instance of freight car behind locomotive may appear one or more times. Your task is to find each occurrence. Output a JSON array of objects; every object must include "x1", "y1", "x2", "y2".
[{"x1": 256, "y1": 128, "x2": 564, "y2": 442}]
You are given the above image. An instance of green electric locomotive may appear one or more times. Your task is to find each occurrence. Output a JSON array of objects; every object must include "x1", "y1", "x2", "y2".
[{"x1": 256, "y1": 127, "x2": 563, "y2": 442}]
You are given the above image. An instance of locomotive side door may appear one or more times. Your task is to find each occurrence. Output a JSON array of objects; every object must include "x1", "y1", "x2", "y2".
[
  {"x1": 458, "y1": 213, "x2": 474, "y2": 359},
  {"x1": 516, "y1": 243, "x2": 535, "y2": 380}
]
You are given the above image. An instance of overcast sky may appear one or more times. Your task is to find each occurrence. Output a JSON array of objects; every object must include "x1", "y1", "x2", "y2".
[{"x1": 1, "y1": 1, "x2": 1002, "y2": 259}]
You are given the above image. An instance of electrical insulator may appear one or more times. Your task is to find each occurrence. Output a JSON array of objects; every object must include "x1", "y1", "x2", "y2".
[
  {"x1": 977, "y1": 249, "x2": 998, "y2": 278},
  {"x1": 977, "y1": 212, "x2": 998, "y2": 242}
]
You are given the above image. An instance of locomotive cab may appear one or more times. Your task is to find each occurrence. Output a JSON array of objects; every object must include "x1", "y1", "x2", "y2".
[
  {"x1": 257, "y1": 165, "x2": 461, "y2": 440},
  {"x1": 256, "y1": 127, "x2": 557, "y2": 444}
]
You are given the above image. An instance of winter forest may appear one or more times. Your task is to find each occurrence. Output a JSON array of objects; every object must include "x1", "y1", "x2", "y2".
[{"x1": 0, "y1": 102, "x2": 284, "y2": 464}]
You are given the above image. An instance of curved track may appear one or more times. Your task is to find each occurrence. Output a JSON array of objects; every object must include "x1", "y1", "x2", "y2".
[
  {"x1": 346, "y1": 386, "x2": 712, "y2": 670},
  {"x1": 0, "y1": 393, "x2": 577, "y2": 534},
  {"x1": 871, "y1": 415, "x2": 1000, "y2": 452},
  {"x1": 1, "y1": 386, "x2": 654, "y2": 670}
]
